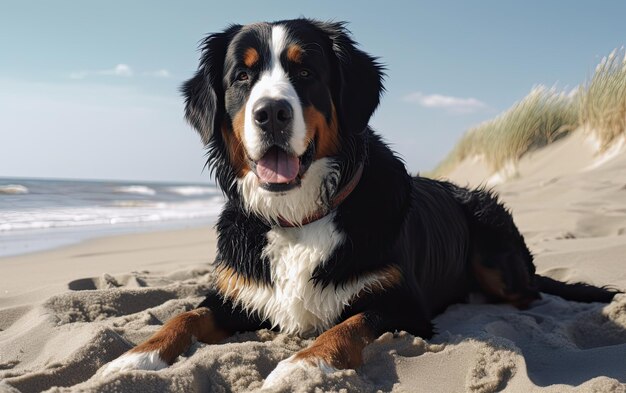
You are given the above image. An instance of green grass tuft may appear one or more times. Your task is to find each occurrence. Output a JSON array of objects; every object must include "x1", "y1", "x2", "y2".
[
  {"x1": 433, "y1": 86, "x2": 578, "y2": 175},
  {"x1": 579, "y1": 47, "x2": 626, "y2": 150}
]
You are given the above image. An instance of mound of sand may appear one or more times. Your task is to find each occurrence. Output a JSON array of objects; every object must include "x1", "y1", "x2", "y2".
[{"x1": 1, "y1": 130, "x2": 625, "y2": 392}]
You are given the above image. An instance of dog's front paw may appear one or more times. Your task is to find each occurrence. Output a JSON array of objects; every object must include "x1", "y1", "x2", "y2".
[
  {"x1": 262, "y1": 354, "x2": 338, "y2": 390},
  {"x1": 101, "y1": 350, "x2": 168, "y2": 377}
]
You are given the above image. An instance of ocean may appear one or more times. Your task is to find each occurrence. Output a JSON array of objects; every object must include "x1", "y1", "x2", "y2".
[{"x1": 0, "y1": 177, "x2": 225, "y2": 257}]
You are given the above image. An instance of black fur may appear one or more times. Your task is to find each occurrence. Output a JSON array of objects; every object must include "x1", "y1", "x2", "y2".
[
  {"x1": 181, "y1": 24, "x2": 243, "y2": 200},
  {"x1": 183, "y1": 18, "x2": 620, "y2": 340},
  {"x1": 536, "y1": 276, "x2": 618, "y2": 303},
  {"x1": 214, "y1": 201, "x2": 272, "y2": 285},
  {"x1": 308, "y1": 20, "x2": 385, "y2": 189},
  {"x1": 197, "y1": 290, "x2": 271, "y2": 333}
]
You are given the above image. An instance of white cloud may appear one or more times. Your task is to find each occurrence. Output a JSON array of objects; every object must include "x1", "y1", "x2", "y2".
[
  {"x1": 70, "y1": 63, "x2": 134, "y2": 79},
  {"x1": 108, "y1": 64, "x2": 133, "y2": 77},
  {"x1": 404, "y1": 91, "x2": 489, "y2": 114}
]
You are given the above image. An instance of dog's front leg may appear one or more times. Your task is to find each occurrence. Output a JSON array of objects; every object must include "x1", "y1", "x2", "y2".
[
  {"x1": 262, "y1": 311, "x2": 384, "y2": 388},
  {"x1": 263, "y1": 292, "x2": 434, "y2": 389},
  {"x1": 101, "y1": 290, "x2": 263, "y2": 376},
  {"x1": 101, "y1": 306, "x2": 229, "y2": 376}
]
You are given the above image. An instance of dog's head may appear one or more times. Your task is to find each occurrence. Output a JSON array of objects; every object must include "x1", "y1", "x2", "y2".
[{"x1": 183, "y1": 19, "x2": 383, "y2": 225}]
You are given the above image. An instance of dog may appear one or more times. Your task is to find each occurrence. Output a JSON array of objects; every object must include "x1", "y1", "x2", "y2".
[{"x1": 102, "y1": 18, "x2": 618, "y2": 387}]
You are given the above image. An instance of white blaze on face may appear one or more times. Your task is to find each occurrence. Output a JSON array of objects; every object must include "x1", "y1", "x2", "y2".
[
  {"x1": 237, "y1": 24, "x2": 337, "y2": 226},
  {"x1": 243, "y1": 25, "x2": 307, "y2": 161}
]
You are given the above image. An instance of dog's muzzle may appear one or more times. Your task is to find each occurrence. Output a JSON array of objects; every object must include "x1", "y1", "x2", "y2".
[
  {"x1": 248, "y1": 97, "x2": 315, "y2": 192},
  {"x1": 253, "y1": 98, "x2": 293, "y2": 151},
  {"x1": 249, "y1": 142, "x2": 316, "y2": 192}
]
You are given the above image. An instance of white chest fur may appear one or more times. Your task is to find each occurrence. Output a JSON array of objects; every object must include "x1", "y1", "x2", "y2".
[{"x1": 222, "y1": 214, "x2": 386, "y2": 335}]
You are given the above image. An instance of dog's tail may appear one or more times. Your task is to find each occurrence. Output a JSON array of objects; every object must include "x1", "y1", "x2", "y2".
[{"x1": 536, "y1": 275, "x2": 621, "y2": 303}]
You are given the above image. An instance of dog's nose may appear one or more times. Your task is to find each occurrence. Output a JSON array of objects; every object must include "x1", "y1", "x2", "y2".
[{"x1": 253, "y1": 98, "x2": 293, "y2": 135}]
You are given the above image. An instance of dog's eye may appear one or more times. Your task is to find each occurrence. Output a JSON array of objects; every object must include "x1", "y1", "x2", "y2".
[
  {"x1": 298, "y1": 69, "x2": 311, "y2": 78},
  {"x1": 236, "y1": 71, "x2": 249, "y2": 81}
]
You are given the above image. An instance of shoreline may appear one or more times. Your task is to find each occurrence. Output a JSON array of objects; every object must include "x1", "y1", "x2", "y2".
[
  {"x1": 0, "y1": 216, "x2": 218, "y2": 259},
  {"x1": 0, "y1": 224, "x2": 217, "y2": 300}
]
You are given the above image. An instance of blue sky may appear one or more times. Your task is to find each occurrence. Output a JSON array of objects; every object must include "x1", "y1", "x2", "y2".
[{"x1": 1, "y1": 1, "x2": 625, "y2": 183}]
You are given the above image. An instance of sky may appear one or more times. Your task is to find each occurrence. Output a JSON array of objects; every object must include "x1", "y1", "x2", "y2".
[{"x1": 1, "y1": 1, "x2": 626, "y2": 183}]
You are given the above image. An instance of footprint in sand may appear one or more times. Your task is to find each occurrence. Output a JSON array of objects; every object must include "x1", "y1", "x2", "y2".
[{"x1": 68, "y1": 273, "x2": 147, "y2": 291}]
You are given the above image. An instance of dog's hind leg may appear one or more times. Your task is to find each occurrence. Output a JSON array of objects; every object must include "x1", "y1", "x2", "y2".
[
  {"x1": 446, "y1": 185, "x2": 541, "y2": 307},
  {"x1": 471, "y1": 242, "x2": 620, "y2": 305},
  {"x1": 471, "y1": 251, "x2": 541, "y2": 308},
  {"x1": 453, "y1": 185, "x2": 619, "y2": 306}
]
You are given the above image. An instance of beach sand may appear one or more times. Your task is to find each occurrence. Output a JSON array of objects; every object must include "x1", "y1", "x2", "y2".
[{"x1": 1, "y1": 129, "x2": 626, "y2": 392}]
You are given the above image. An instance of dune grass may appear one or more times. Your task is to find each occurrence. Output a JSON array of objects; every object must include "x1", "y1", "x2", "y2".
[
  {"x1": 433, "y1": 48, "x2": 626, "y2": 177},
  {"x1": 579, "y1": 48, "x2": 626, "y2": 150},
  {"x1": 433, "y1": 86, "x2": 578, "y2": 175}
]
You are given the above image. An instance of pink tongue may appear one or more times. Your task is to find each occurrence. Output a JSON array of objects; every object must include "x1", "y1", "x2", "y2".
[{"x1": 256, "y1": 147, "x2": 300, "y2": 184}]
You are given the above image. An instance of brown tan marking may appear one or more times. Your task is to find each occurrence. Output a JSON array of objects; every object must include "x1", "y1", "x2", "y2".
[
  {"x1": 471, "y1": 255, "x2": 536, "y2": 308},
  {"x1": 221, "y1": 109, "x2": 250, "y2": 177},
  {"x1": 374, "y1": 265, "x2": 403, "y2": 290},
  {"x1": 287, "y1": 44, "x2": 303, "y2": 63},
  {"x1": 215, "y1": 264, "x2": 263, "y2": 299},
  {"x1": 129, "y1": 307, "x2": 230, "y2": 364},
  {"x1": 243, "y1": 47, "x2": 259, "y2": 68},
  {"x1": 354, "y1": 265, "x2": 403, "y2": 299},
  {"x1": 294, "y1": 313, "x2": 376, "y2": 370},
  {"x1": 303, "y1": 105, "x2": 340, "y2": 159}
]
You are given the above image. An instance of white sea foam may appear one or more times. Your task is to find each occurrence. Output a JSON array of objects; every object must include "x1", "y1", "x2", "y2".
[
  {"x1": 167, "y1": 186, "x2": 215, "y2": 196},
  {"x1": 0, "y1": 184, "x2": 29, "y2": 195},
  {"x1": 0, "y1": 197, "x2": 224, "y2": 232},
  {"x1": 114, "y1": 185, "x2": 156, "y2": 196},
  {"x1": 112, "y1": 200, "x2": 167, "y2": 208}
]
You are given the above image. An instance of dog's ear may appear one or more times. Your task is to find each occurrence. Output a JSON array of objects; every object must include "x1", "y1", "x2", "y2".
[
  {"x1": 314, "y1": 21, "x2": 385, "y2": 134},
  {"x1": 181, "y1": 25, "x2": 242, "y2": 145}
]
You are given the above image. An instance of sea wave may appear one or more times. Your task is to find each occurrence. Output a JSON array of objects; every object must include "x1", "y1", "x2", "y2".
[
  {"x1": 0, "y1": 197, "x2": 224, "y2": 232},
  {"x1": 167, "y1": 186, "x2": 216, "y2": 196},
  {"x1": 0, "y1": 184, "x2": 29, "y2": 195},
  {"x1": 111, "y1": 200, "x2": 167, "y2": 208},
  {"x1": 114, "y1": 185, "x2": 156, "y2": 196}
]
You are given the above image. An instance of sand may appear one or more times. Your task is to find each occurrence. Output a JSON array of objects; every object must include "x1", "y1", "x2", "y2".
[{"x1": 1, "y1": 129, "x2": 626, "y2": 392}]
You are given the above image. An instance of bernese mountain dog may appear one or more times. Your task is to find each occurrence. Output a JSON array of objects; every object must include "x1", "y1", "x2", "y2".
[{"x1": 102, "y1": 18, "x2": 618, "y2": 387}]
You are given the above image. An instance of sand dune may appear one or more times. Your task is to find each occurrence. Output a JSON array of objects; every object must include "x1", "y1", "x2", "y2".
[{"x1": 1, "y1": 130, "x2": 626, "y2": 392}]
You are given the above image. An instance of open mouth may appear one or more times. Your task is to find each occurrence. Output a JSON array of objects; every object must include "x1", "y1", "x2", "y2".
[{"x1": 250, "y1": 143, "x2": 315, "y2": 192}]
